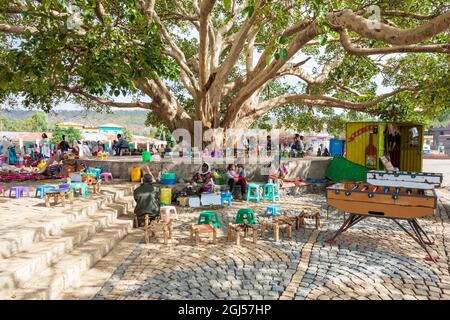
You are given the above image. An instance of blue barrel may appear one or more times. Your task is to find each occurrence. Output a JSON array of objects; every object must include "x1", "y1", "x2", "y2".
[{"x1": 329, "y1": 139, "x2": 345, "y2": 157}]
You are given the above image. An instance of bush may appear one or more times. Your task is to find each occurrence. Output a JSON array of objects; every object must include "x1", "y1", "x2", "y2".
[{"x1": 51, "y1": 127, "x2": 82, "y2": 145}]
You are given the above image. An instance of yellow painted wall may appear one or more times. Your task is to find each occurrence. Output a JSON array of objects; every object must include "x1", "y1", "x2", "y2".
[
  {"x1": 400, "y1": 125, "x2": 423, "y2": 172},
  {"x1": 346, "y1": 122, "x2": 382, "y2": 169},
  {"x1": 346, "y1": 122, "x2": 423, "y2": 172}
]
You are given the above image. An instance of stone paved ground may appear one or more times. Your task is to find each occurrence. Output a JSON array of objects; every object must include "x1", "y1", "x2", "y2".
[{"x1": 91, "y1": 188, "x2": 450, "y2": 300}]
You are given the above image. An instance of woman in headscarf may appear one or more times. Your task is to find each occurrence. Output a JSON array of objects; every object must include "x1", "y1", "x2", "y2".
[{"x1": 192, "y1": 162, "x2": 214, "y2": 193}]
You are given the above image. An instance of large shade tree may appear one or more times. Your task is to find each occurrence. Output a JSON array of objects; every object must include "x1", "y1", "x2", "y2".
[{"x1": 0, "y1": 0, "x2": 449, "y2": 136}]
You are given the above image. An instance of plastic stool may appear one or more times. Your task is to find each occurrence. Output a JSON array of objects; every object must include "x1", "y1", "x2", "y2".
[
  {"x1": 235, "y1": 208, "x2": 256, "y2": 225},
  {"x1": 262, "y1": 183, "x2": 280, "y2": 202},
  {"x1": 246, "y1": 183, "x2": 261, "y2": 203},
  {"x1": 100, "y1": 172, "x2": 113, "y2": 182},
  {"x1": 70, "y1": 182, "x2": 89, "y2": 197},
  {"x1": 9, "y1": 186, "x2": 30, "y2": 198},
  {"x1": 221, "y1": 191, "x2": 233, "y2": 206},
  {"x1": 35, "y1": 186, "x2": 56, "y2": 199},
  {"x1": 265, "y1": 205, "x2": 282, "y2": 218},
  {"x1": 160, "y1": 206, "x2": 178, "y2": 223},
  {"x1": 86, "y1": 168, "x2": 102, "y2": 179},
  {"x1": 198, "y1": 211, "x2": 221, "y2": 228},
  {"x1": 0, "y1": 186, "x2": 6, "y2": 197}
]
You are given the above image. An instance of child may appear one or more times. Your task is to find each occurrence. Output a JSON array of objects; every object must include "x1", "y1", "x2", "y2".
[
  {"x1": 226, "y1": 164, "x2": 246, "y2": 199},
  {"x1": 237, "y1": 164, "x2": 247, "y2": 186}
]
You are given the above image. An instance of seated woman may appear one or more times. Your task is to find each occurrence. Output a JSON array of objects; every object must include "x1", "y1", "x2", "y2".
[
  {"x1": 226, "y1": 164, "x2": 246, "y2": 199},
  {"x1": 192, "y1": 162, "x2": 214, "y2": 193}
]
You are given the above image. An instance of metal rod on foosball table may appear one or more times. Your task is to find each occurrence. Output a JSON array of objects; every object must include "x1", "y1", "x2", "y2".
[
  {"x1": 393, "y1": 219, "x2": 438, "y2": 262},
  {"x1": 411, "y1": 219, "x2": 435, "y2": 245},
  {"x1": 325, "y1": 214, "x2": 358, "y2": 244}
]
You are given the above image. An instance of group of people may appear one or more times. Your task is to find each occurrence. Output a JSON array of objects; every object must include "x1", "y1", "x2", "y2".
[
  {"x1": 190, "y1": 162, "x2": 248, "y2": 199},
  {"x1": 0, "y1": 133, "x2": 52, "y2": 166},
  {"x1": 132, "y1": 160, "x2": 302, "y2": 226}
]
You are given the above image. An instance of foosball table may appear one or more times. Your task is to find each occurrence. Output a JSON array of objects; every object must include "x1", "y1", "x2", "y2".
[{"x1": 326, "y1": 170, "x2": 442, "y2": 262}]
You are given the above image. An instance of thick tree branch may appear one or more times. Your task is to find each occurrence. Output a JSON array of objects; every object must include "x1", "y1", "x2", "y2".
[
  {"x1": 153, "y1": 13, "x2": 199, "y2": 95},
  {"x1": 57, "y1": 86, "x2": 151, "y2": 109},
  {"x1": 199, "y1": 0, "x2": 217, "y2": 87},
  {"x1": 222, "y1": 22, "x2": 320, "y2": 128},
  {"x1": 249, "y1": 86, "x2": 423, "y2": 118},
  {"x1": 0, "y1": 23, "x2": 37, "y2": 35},
  {"x1": 95, "y1": 1, "x2": 107, "y2": 23},
  {"x1": 338, "y1": 29, "x2": 450, "y2": 55},
  {"x1": 382, "y1": 10, "x2": 440, "y2": 20},
  {"x1": 328, "y1": 9, "x2": 450, "y2": 46},
  {"x1": 277, "y1": 57, "x2": 342, "y2": 84},
  {"x1": 333, "y1": 83, "x2": 366, "y2": 97}
]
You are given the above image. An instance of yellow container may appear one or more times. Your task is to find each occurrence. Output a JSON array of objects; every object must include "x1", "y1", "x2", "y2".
[
  {"x1": 160, "y1": 188, "x2": 172, "y2": 205},
  {"x1": 131, "y1": 167, "x2": 142, "y2": 182}
]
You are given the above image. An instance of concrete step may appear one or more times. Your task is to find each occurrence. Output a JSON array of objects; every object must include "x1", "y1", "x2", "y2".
[
  {"x1": 0, "y1": 186, "x2": 134, "y2": 259},
  {"x1": 1, "y1": 218, "x2": 133, "y2": 300},
  {"x1": 0, "y1": 208, "x2": 123, "y2": 295}
]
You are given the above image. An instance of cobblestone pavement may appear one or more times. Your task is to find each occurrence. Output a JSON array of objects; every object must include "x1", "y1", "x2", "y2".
[{"x1": 93, "y1": 189, "x2": 450, "y2": 300}]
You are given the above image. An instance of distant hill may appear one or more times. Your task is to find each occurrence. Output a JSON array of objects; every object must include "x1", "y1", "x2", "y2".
[{"x1": 1, "y1": 109, "x2": 153, "y2": 135}]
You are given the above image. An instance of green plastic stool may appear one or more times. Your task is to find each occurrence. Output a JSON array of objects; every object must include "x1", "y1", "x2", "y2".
[
  {"x1": 246, "y1": 183, "x2": 261, "y2": 203},
  {"x1": 235, "y1": 208, "x2": 256, "y2": 226},
  {"x1": 262, "y1": 183, "x2": 280, "y2": 202},
  {"x1": 198, "y1": 211, "x2": 221, "y2": 228}
]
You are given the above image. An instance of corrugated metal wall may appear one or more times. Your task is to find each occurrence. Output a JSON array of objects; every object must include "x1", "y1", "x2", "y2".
[{"x1": 400, "y1": 125, "x2": 423, "y2": 172}]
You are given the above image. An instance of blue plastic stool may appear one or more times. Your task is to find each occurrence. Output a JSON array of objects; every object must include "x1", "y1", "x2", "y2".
[
  {"x1": 262, "y1": 183, "x2": 280, "y2": 202},
  {"x1": 246, "y1": 183, "x2": 261, "y2": 203},
  {"x1": 35, "y1": 186, "x2": 56, "y2": 199},
  {"x1": 86, "y1": 168, "x2": 102, "y2": 179},
  {"x1": 221, "y1": 191, "x2": 233, "y2": 206},
  {"x1": 265, "y1": 205, "x2": 282, "y2": 218},
  {"x1": 70, "y1": 182, "x2": 89, "y2": 197}
]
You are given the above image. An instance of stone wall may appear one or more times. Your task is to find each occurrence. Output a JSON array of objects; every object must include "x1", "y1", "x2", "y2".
[{"x1": 77, "y1": 156, "x2": 332, "y2": 182}]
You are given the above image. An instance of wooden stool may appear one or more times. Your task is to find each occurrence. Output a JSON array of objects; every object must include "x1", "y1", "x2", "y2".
[
  {"x1": 144, "y1": 216, "x2": 172, "y2": 244},
  {"x1": 228, "y1": 222, "x2": 258, "y2": 245},
  {"x1": 44, "y1": 189, "x2": 74, "y2": 207},
  {"x1": 190, "y1": 224, "x2": 217, "y2": 245},
  {"x1": 261, "y1": 219, "x2": 292, "y2": 241},
  {"x1": 297, "y1": 210, "x2": 321, "y2": 230}
]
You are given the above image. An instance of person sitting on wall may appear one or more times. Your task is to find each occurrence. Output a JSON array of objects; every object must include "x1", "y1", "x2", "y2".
[
  {"x1": 192, "y1": 162, "x2": 214, "y2": 193},
  {"x1": 113, "y1": 134, "x2": 129, "y2": 155},
  {"x1": 226, "y1": 164, "x2": 246, "y2": 199},
  {"x1": 290, "y1": 134, "x2": 305, "y2": 158},
  {"x1": 133, "y1": 173, "x2": 160, "y2": 227}
]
